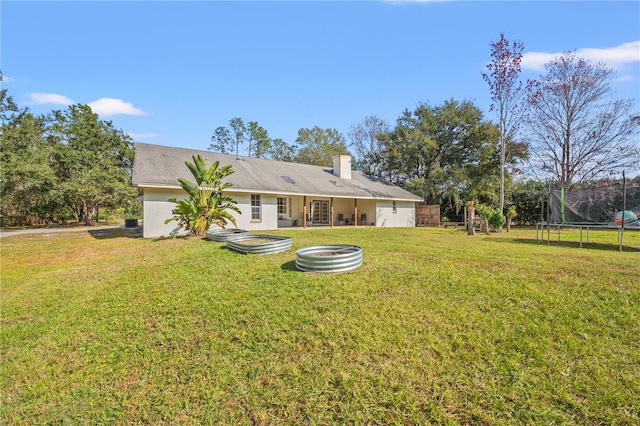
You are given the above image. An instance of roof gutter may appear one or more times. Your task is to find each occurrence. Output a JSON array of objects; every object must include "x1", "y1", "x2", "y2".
[{"x1": 134, "y1": 183, "x2": 421, "y2": 202}]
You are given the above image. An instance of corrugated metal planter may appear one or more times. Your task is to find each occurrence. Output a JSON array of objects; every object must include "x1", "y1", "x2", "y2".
[
  {"x1": 226, "y1": 235, "x2": 292, "y2": 254},
  {"x1": 295, "y1": 245, "x2": 363, "y2": 273},
  {"x1": 206, "y1": 229, "x2": 249, "y2": 242}
]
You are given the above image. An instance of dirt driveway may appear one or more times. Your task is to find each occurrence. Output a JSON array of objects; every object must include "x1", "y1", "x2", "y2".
[{"x1": 0, "y1": 224, "x2": 126, "y2": 239}]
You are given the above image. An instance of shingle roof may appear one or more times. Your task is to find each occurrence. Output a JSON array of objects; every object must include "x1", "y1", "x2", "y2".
[{"x1": 132, "y1": 143, "x2": 423, "y2": 202}]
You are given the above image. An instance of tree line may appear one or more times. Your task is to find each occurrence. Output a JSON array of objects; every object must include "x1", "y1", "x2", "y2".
[
  {"x1": 210, "y1": 35, "x2": 638, "y2": 223},
  {"x1": 209, "y1": 118, "x2": 351, "y2": 167},
  {"x1": 2, "y1": 33, "x2": 638, "y2": 227},
  {"x1": 1, "y1": 76, "x2": 137, "y2": 226}
]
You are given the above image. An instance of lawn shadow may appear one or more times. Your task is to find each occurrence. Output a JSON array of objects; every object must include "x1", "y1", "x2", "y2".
[
  {"x1": 218, "y1": 245, "x2": 237, "y2": 253},
  {"x1": 88, "y1": 227, "x2": 143, "y2": 240},
  {"x1": 281, "y1": 260, "x2": 298, "y2": 271},
  {"x1": 494, "y1": 237, "x2": 640, "y2": 253}
]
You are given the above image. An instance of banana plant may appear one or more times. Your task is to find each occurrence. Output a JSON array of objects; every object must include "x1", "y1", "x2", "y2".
[{"x1": 165, "y1": 155, "x2": 241, "y2": 236}]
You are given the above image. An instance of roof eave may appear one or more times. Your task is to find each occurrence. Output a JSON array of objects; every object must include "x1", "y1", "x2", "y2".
[{"x1": 134, "y1": 183, "x2": 421, "y2": 201}]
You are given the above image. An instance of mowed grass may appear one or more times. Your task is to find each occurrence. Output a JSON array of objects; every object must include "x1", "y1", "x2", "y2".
[{"x1": 1, "y1": 227, "x2": 639, "y2": 425}]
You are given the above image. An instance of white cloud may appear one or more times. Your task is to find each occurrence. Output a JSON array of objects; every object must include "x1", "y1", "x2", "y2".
[
  {"x1": 579, "y1": 41, "x2": 640, "y2": 66},
  {"x1": 522, "y1": 41, "x2": 640, "y2": 71},
  {"x1": 521, "y1": 52, "x2": 556, "y2": 71},
  {"x1": 25, "y1": 92, "x2": 74, "y2": 106},
  {"x1": 23, "y1": 93, "x2": 148, "y2": 117},
  {"x1": 615, "y1": 74, "x2": 636, "y2": 83},
  {"x1": 88, "y1": 98, "x2": 146, "y2": 117}
]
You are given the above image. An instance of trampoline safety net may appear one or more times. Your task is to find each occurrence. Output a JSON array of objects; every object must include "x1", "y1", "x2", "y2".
[{"x1": 549, "y1": 183, "x2": 640, "y2": 228}]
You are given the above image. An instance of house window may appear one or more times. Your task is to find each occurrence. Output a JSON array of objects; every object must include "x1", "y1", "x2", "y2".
[
  {"x1": 393, "y1": 201, "x2": 397, "y2": 214},
  {"x1": 277, "y1": 197, "x2": 287, "y2": 215},
  {"x1": 251, "y1": 194, "x2": 261, "y2": 221}
]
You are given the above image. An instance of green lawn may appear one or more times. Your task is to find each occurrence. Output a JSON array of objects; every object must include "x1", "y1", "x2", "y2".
[{"x1": 1, "y1": 227, "x2": 639, "y2": 425}]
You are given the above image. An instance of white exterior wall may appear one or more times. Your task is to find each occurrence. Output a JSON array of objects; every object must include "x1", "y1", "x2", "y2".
[
  {"x1": 140, "y1": 187, "x2": 417, "y2": 237},
  {"x1": 142, "y1": 187, "x2": 188, "y2": 238},
  {"x1": 220, "y1": 191, "x2": 278, "y2": 231},
  {"x1": 331, "y1": 198, "x2": 352, "y2": 223},
  {"x1": 356, "y1": 199, "x2": 376, "y2": 226},
  {"x1": 142, "y1": 189, "x2": 281, "y2": 237},
  {"x1": 375, "y1": 200, "x2": 416, "y2": 227}
]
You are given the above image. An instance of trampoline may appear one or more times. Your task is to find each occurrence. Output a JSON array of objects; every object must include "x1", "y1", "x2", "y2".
[{"x1": 537, "y1": 173, "x2": 640, "y2": 251}]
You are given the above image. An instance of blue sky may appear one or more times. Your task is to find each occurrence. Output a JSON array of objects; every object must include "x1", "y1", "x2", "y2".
[{"x1": 3, "y1": 1, "x2": 639, "y2": 156}]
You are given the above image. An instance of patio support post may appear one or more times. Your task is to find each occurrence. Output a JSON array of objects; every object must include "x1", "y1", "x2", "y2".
[
  {"x1": 330, "y1": 198, "x2": 334, "y2": 228},
  {"x1": 303, "y1": 196, "x2": 307, "y2": 229},
  {"x1": 354, "y1": 199, "x2": 358, "y2": 227}
]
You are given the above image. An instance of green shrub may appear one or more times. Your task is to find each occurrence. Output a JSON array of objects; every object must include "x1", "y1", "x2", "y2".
[{"x1": 489, "y1": 209, "x2": 505, "y2": 230}]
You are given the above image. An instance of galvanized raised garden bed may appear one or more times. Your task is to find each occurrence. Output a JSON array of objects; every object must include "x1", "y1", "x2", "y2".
[
  {"x1": 226, "y1": 234, "x2": 292, "y2": 254},
  {"x1": 206, "y1": 228, "x2": 249, "y2": 242},
  {"x1": 295, "y1": 245, "x2": 363, "y2": 273}
]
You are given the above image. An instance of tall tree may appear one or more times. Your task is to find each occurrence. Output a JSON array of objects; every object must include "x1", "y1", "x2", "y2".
[
  {"x1": 1, "y1": 73, "x2": 63, "y2": 224},
  {"x1": 263, "y1": 138, "x2": 297, "y2": 162},
  {"x1": 50, "y1": 104, "x2": 135, "y2": 225},
  {"x1": 526, "y1": 52, "x2": 639, "y2": 187},
  {"x1": 348, "y1": 115, "x2": 389, "y2": 179},
  {"x1": 210, "y1": 118, "x2": 282, "y2": 159},
  {"x1": 377, "y1": 100, "x2": 505, "y2": 214},
  {"x1": 0, "y1": 70, "x2": 19, "y2": 122},
  {"x1": 0, "y1": 111, "x2": 60, "y2": 223},
  {"x1": 1, "y1": 75, "x2": 138, "y2": 225},
  {"x1": 482, "y1": 33, "x2": 526, "y2": 215},
  {"x1": 228, "y1": 117, "x2": 246, "y2": 158},
  {"x1": 209, "y1": 126, "x2": 233, "y2": 154},
  {"x1": 247, "y1": 121, "x2": 270, "y2": 158},
  {"x1": 295, "y1": 126, "x2": 350, "y2": 166}
]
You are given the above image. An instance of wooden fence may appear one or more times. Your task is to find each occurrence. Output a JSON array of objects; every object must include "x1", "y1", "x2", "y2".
[{"x1": 415, "y1": 204, "x2": 440, "y2": 227}]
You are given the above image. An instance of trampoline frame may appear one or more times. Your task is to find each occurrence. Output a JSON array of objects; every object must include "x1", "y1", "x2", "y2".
[{"x1": 537, "y1": 172, "x2": 638, "y2": 252}]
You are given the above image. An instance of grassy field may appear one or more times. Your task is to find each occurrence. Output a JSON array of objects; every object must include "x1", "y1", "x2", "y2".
[{"x1": 1, "y1": 226, "x2": 639, "y2": 425}]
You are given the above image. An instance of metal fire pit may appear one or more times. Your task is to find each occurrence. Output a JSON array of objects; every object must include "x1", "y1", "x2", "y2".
[
  {"x1": 295, "y1": 245, "x2": 363, "y2": 273},
  {"x1": 226, "y1": 234, "x2": 292, "y2": 254},
  {"x1": 206, "y1": 229, "x2": 249, "y2": 242}
]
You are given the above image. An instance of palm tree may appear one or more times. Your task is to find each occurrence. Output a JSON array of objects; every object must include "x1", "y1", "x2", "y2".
[{"x1": 165, "y1": 155, "x2": 241, "y2": 236}]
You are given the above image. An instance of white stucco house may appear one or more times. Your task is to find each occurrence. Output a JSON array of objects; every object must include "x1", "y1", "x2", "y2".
[{"x1": 131, "y1": 143, "x2": 423, "y2": 238}]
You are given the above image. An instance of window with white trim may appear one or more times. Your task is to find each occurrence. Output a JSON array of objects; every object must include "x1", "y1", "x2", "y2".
[{"x1": 251, "y1": 194, "x2": 261, "y2": 221}]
